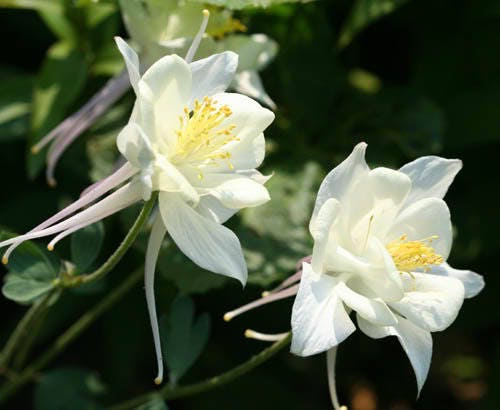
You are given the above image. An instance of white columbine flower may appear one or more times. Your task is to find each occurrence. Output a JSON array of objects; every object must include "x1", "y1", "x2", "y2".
[
  {"x1": 119, "y1": 0, "x2": 278, "y2": 108},
  {"x1": 290, "y1": 142, "x2": 484, "y2": 405},
  {"x1": 223, "y1": 143, "x2": 484, "y2": 408},
  {"x1": 0, "y1": 20, "x2": 274, "y2": 384},
  {"x1": 34, "y1": 0, "x2": 277, "y2": 185}
]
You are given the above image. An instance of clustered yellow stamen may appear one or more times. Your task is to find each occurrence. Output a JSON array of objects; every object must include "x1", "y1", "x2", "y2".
[
  {"x1": 172, "y1": 96, "x2": 238, "y2": 177},
  {"x1": 386, "y1": 234, "x2": 444, "y2": 273},
  {"x1": 207, "y1": 18, "x2": 247, "y2": 38}
]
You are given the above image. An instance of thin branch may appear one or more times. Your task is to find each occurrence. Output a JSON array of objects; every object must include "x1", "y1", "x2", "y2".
[
  {"x1": 62, "y1": 192, "x2": 157, "y2": 287},
  {"x1": 0, "y1": 290, "x2": 56, "y2": 370}
]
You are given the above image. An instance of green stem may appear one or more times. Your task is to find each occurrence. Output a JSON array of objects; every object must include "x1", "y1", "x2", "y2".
[
  {"x1": 0, "y1": 195, "x2": 156, "y2": 377},
  {"x1": 0, "y1": 268, "x2": 143, "y2": 405},
  {"x1": 63, "y1": 193, "x2": 157, "y2": 288},
  {"x1": 108, "y1": 333, "x2": 292, "y2": 410},
  {"x1": 11, "y1": 296, "x2": 53, "y2": 371},
  {"x1": 0, "y1": 289, "x2": 56, "y2": 371}
]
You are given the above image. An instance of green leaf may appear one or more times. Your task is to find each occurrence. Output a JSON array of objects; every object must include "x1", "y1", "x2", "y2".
[
  {"x1": 0, "y1": 231, "x2": 60, "y2": 304},
  {"x1": 160, "y1": 295, "x2": 211, "y2": 383},
  {"x1": 0, "y1": 0, "x2": 76, "y2": 41},
  {"x1": 238, "y1": 162, "x2": 321, "y2": 286},
  {"x1": 0, "y1": 0, "x2": 61, "y2": 13},
  {"x1": 0, "y1": 73, "x2": 33, "y2": 142},
  {"x1": 2, "y1": 271, "x2": 54, "y2": 304},
  {"x1": 190, "y1": 0, "x2": 312, "y2": 10},
  {"x1": 338, "y1": 0, "x2": 409, "y2": 48},
  {"x1": 71, "y1": 221, "x2": 105, "y2": 272},
  {"x1": 37, "y1": 8, "x2": 76, "y2": 42},
  {"x1": 135, "y1": 396, "x2": 169, "y2": 410},
  {"x1": 91, "y1": 42, "x2": 124, "y2": 77},
  {"x1": 28, "y1": 41, "x2": 88, "y2": 179},
  {"x1": 34, "y1": 367, "x2": 105, "y2": 410}
]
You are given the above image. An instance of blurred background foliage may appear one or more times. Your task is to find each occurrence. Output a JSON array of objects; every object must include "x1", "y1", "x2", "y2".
[{"x1": 0, "y1": 0, "x2": 498, "y2": 409}]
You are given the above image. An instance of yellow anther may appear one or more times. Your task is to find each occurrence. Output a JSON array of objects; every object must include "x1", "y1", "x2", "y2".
[
  {"x1": 386, "y1": 234, "x2": 443, "y2": 273},
  {"x1": 207, "y1": 17, "x2": 247, "y2": 38},
  {"x1": 2, "y1": 255, "x2": 8, "y2": 265},
  {"x1": 171, "y1": 96, "x2": 237, "y2": 172}
]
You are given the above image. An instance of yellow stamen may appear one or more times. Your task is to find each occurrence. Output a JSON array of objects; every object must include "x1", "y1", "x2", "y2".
[
  {"x1": 386, "y1": 234, "x2": 443, "y2": 273},
  {"x1": 171, "y1": 96, "x2": 238, "y2": 174},
  {"x1": 207, "y1": 17, "x2": 247, "y2": 38}
]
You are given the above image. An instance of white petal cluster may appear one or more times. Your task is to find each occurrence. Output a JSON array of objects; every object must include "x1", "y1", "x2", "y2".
[
  {"x1": 116, "y1": 39, "x2": 274, "y2": 284},
  {"x1": 291, "y1": 143, "x2": 484, "y2": 393},
  {"x1": 119, "y1": 0, "x2": 278, "y2": 108}
]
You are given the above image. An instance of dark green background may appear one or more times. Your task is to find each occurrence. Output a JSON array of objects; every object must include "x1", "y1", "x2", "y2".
[{"x1": 0, "y1": 0, "x2": 498, "y2": 409}]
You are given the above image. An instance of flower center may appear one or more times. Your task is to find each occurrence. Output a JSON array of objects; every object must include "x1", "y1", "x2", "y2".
[
  {"x1": 386, "y1": 234, "x2": 444, "y2": 273},
  {"x1": 207, "y1": 15, "x2": 247, "y2": 38},
  {"x1": 171, "y1": 96, "x2": 238, "y2": 177}
]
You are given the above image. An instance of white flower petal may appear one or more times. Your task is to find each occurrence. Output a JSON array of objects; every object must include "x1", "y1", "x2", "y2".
[
  {"x1": 114, "y1": 37, "x2": 141, "y2": 94},
  {"x1": 399, "y1": 156, "x2": 462, "y2": 205},
  {"x1": 116, "y1": 123, "x2": 154, "y2": 170},
  {"x1": 430, "y1": 263, "x2": 484, "y2": 298},
  {"x1": 195, "y1": 196, "x2": 237, "y2": 224},
  {"x1": 139, "y1": 54, "x2": 192, "y2": 149},
  {"x1": 235, "y1": 169, "x2": 272, "y2": 185},
  {"x1": 227, "y1": 132, "x2": 266, "y2": 171},
  {"x1": 220, "y1": 34, "x2": 278, "y2": 71},
  {"x1": 158, "y1": 192, "x2": 247, "y2": 285},
  {"x1": 153, "y1": 156, "x2": 199, "y2": 206},
  {"x1": 231, "y1": 70, "x2": 276, "y2": 110},
  {"x1": 189, "y1": 51, "x2": 238, "y2": 104},
  {"x1": 386, "y1": 197, "x2": 453, "y2": 260},
  {"x1": 310, "y1": 198, "x2": 341, "y2": 273},
  {"x1": 389, "y1": 272, "x2": 465, "y2": 332},
  {"x1": 207, "y1": 92, "x2": 274, "y2": 171},
  {"x1": 291, "y1": 263, "x2": 356, "y2": 357},
  {"x1": 312, "y1": 142, "x2": 369, "y2": 224},
  {"x1": 347, "y1": 168, "x2": 411, "y2": 249},
  {"x1": 324, "y1": 237, "x2": 404, "y2": 302},
  {"x1": 335, "y1": 281, "x2": 398, "y2": 326},
  {"x1": 358, "y1": 314, "x2": 432, "y2": 395},
  {"x1": 199, "y1": 174, "x2": 270, "y2": 209},
  {"x1": 216, "y1": 92, "x2": 274, "y2": 139}
]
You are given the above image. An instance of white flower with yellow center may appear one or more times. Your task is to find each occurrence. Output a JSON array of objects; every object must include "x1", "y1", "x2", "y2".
[
  {"x1": 0, "y1": 18, "x2": 274, "y2": 384},
  {"x1": 290, "y1": 143, "x2": 484, "y2": 401},
  {"x1": 34, "y1": 0, "x2": 277, "y2": 185},
  {"x1": 119, "y1": 0, "x2": 278, "y2": 108}
]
